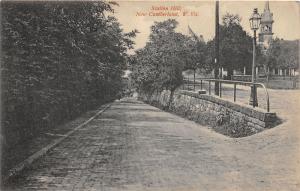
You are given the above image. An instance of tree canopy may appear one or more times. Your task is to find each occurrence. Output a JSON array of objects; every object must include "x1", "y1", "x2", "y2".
[
  {"x1": 2, "y1": 1, "x2": 136, "y2": 150},
  {"x1": 207, "y1": 13, "x2": 253, "y2": 77},
  {"x1": 263, "y1": 39, "x2": 299, "y2": 70},
  {"x1": 130, "y1": 19, "x2": 189, "y2": 95},
  {"x1": 184, "y1": 27, "x2": 209, "y2": 72}
]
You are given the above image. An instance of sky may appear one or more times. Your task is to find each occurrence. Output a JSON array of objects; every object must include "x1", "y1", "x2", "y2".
[{"x1": 111, "y1": 0, "x2": 300, "y2": 52}]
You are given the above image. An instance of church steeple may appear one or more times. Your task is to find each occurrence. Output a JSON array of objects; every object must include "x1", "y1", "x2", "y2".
[
  {"x1": 265, "y1": 1, "x2": 270, "y2": 11},
  {"x1": 258, "y1": 1, "x2": 274, "y2": 52},
  {"x1": 261, "y1": 1, "x2": 273, "y2": 23}
]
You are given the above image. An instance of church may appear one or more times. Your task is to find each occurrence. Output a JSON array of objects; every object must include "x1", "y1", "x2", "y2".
[
  {"x1": 257, "y1": 1, "x2": 298, "y2": 77},
  {"x1": 258, "y1": 1, "x2": 273, "y2": 53},
  {"x1": 233, "y1": 1, "x2": 298, "y2": 81},
  {"x1": 256, "y1": 1, "x2": 275, "y2": 77}
]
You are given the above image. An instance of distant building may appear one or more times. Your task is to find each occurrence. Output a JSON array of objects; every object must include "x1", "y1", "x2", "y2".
[
  {"x1": 256, "y1": 2, "x2": 298, "y2": 78},
  {"x1": 258, "y1": 1, "x2": 274, "y2": 53}
]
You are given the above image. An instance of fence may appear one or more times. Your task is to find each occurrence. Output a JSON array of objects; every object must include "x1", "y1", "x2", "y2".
[{"x1": 183, "y1": 78, "x2": 271, "y2": 112}]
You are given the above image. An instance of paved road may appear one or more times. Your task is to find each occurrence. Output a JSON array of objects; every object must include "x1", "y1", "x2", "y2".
[{"x1": 4, "y1": 97, "x2": 300, "y2": 191}]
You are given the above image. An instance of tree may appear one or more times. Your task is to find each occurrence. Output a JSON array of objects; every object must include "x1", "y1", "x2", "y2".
[
  {"x1": 130, "y1": 19, "x2": 188, "y2": 107},
  {"x1": 184, "y1": 26, "x2": 208, "y2": 90},
  {"x1": 259, "y1": 38, "x2": 299, "y2": 80},
  {"x1": 1, "y1": 1, "x2": 137, "y2": 152},
  {"x1": 207, "y1": 13, "x2": 253, "y2": 79},
  {"x1": 220, "y1": 13, "x2": 253, "y2": 78}
]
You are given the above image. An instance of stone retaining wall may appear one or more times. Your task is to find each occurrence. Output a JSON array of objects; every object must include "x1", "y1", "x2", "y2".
[{"x1": 140, "y1": 90, "x2": 278, "y2": 137}]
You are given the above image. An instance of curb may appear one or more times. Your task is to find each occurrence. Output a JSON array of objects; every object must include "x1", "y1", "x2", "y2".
[{"x1": 3, "y1": 103, "x2": 112, "y2": 183}]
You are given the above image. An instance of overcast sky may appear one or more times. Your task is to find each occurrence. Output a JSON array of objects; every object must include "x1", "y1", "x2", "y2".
[{"x1": 112, "y1": 1, "x2": 300, "y2": 52}]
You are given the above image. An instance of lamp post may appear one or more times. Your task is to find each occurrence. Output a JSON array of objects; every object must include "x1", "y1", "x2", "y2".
[{"x1": 249, "y1": 8, "x2": 261, "y2": 107}]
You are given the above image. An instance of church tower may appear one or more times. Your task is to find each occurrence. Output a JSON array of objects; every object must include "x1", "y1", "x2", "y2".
[{"x1": 258, "y1": 1, "x2": 274, "y2": 52}]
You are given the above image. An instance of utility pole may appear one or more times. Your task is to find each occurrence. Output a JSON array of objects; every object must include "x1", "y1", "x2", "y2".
[{"x1": 214, "y1": 0, "x2": 220, "y2": 95}]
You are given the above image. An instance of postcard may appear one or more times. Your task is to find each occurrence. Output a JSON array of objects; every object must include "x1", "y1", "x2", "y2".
[{"x1": 1, "y1": 0, "x2": 299, "y2": 190}]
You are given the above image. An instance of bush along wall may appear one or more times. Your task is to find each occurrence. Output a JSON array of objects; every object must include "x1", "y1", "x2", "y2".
[{"x1": 139, "y1": 90, "x2": 279, "y2": 138}]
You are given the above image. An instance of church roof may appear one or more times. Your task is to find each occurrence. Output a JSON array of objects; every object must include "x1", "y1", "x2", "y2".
[
  {"x1": 264, "y1": 1, "x2": 270, "y2": 11},
  {"x1": 261, "y1": 1, "x2": 273, "y2": 22}
]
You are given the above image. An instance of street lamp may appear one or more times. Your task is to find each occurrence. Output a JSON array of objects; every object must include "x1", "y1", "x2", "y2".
[{"x1": 249, "y1": 8, "x2": 261, "y2": 107}]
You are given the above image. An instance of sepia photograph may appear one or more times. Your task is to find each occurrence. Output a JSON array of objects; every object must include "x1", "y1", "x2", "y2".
[{"x1": 1, "y1": 0, "x2": 300, "y2": 190}]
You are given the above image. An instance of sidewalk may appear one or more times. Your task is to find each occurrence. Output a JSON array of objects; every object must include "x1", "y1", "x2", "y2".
[{"x1": 1, "y1": 104, "x2": 109, "y2": 183}]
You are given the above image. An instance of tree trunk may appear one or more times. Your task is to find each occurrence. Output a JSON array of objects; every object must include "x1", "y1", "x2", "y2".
[
  {"x1": 227, "y1": 67, "x2": 233, "y2": 80},
  {"x1": 266, "y1": 67, "x2": 270, "y2": 83},
  {"x1": 193, "y1": 69, "x2": 196, "y2": 91},
  {"x1": 167, "y1": 88, "x2": 175, "y2": 110}
]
